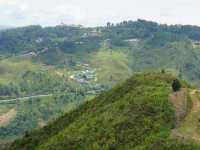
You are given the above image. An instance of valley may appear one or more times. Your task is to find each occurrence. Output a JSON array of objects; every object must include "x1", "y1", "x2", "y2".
[{"x1": 2, "y1": 20, "x2": 200, "y2": 149}]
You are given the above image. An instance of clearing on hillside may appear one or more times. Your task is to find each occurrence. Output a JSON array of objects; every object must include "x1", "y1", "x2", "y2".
[
  {"x1": 170, "y1": 89, "x2": 188, "y2": 127},
  {"x1": 0, "y1": 109, "x2": 17, "y2": 128}
]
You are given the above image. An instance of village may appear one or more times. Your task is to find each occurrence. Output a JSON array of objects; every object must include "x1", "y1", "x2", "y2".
[{"x1": 69, "y1": 62, "x2": 106, "y2": 95}]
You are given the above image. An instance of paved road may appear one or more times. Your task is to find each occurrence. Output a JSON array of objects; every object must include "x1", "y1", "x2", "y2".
[{"x1": 0, "y1": 94, "x2": 53, "y2": 104}]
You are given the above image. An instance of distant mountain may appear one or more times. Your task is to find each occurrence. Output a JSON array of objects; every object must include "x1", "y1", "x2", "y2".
[
  {"x1": 0, "y1": 20, "x2": 200, "y2": 86},
  {"x1": 6, "y1": 73, "x2": 200, "y2": 150},
  {"x1": 0, "y1": 25, "x2": 12, "y2": 31}
]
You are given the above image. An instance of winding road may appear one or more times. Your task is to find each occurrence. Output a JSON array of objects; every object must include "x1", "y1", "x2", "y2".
[{"x1": 0, "y1": 94, "x2": 53, "y2": 104}]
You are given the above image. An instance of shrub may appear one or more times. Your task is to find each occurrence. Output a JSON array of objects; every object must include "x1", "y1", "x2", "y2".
[{"x1": 172, "y1": 79, "x2": 181, "y2": 92}]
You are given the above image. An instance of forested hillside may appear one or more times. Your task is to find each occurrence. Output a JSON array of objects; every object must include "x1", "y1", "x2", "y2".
[
  {"x1": 2, "y1": 19, "x2": 200, "y2": 145},
  {"x1": 1, "y1": 19, "x2": 200, "y2": 84},
  {"x1": 6, "y1": 73, "x2": 200, "y2": 150}
]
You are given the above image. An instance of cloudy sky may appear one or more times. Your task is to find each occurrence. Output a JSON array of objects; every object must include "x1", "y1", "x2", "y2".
[{"x1": 0, "y1": 0, "x2": 199, "y2": 27}]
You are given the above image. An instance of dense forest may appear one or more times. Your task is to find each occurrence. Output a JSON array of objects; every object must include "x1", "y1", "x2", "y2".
[{"x1": 1, "y1": 19, "x2": 200, "y2": 55}]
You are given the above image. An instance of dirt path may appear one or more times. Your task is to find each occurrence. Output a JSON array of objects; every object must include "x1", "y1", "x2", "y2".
[
  {"x1": 0, "y1": 109, "x2": 17, "y2": 127},
  {"x1": 192, "y1": 99, "x2": 200, "y2": 112},
  {"x1": 171, "y1": 89, "x2": 200, "y2": 142},
  {"x1": 170, "y1": 89, "x2": 188, "y2": 127}
]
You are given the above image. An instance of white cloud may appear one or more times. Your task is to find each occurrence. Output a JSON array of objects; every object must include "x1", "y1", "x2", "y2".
[
  {"x1": 0, "y1": 0, "x2": 87, "y2": 26},
  {"x1": 0, "y1": 0, "x2": 17, "y2": 6},
  {"x1": 19, "y1": 3, "x2": 29, "y2": 11},
  {"x1": 0, "y1": 0, "x2": 200, "y2": 27},
  {"x1": 52, "y1": 4, "x2": 86, "y2": 23}
]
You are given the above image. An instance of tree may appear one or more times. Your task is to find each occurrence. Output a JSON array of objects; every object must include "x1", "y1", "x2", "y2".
[
  {"x1": 172, "y1": 79, "x2": 181, "y2": 92},
  {"x1": 161, "y1": 69, "x2": 165, "y2": 74},
  {"x1": 107, "y1": 22, "x2": 111, "y2": 28}
]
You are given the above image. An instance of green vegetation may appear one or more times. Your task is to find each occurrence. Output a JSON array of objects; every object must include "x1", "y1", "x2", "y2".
[
  {"x1": 0, "y1": 58, "x2": 71, "y2": 99},
  {"x1": 6, "y1": 73, "x2": 200, "y2": 150},
  {"x1": 172, "y1": 79, "x2": 182, "y2": 92},
  {"x1": 2, "y1": 19, "x2": 200, "y2": 146},
  {"x1": 90, "y1": 47, "x2": 132, "y2": 86},
  {"x1": 175, "y1": 90, "x2": 200, "y2": 142},
  {"x1": 1, "y1": 20, "x2": 200, "y2": 85},
  {"x1": 0, "y1": 94, "x2": 85, "y2": 142},
  {"x1": 0, "y1": 57, "x2": 98, "y2": 142}
]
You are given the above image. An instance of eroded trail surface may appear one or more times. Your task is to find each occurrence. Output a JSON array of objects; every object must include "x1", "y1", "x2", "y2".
[
  {"x1": 171, "y1": 89, "x2": 200, "y2": 142},
  {"x1": 170, "y1": 89, "x2": 188, "y2": 127}
]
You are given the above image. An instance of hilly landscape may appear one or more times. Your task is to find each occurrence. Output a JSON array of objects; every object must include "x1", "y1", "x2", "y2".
[
  {"x1": 0, "y1": 26, "x2": 11, "y2": 31},
  {"x1": 2, "y1": 20, "x2": 200, "y2": 149},
  {"x1": 5, "y1": 72, "x2": 200, "y2": 150}
]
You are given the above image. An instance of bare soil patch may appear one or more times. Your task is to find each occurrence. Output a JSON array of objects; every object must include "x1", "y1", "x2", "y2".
[{"x1": 0, "y1": 109, "x2": 17, "y2": 127}]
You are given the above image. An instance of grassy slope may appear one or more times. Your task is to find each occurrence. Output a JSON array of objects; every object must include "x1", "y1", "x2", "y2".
[
  {"x1": 0, "y1": 57, "x2": 57, "y2": 85},
  {"x1": 0, "y1": 56, "x2": 84, "y2": 142},
  {"x1": 128, "y1": 41, "x2": 200, "y2": 85},
  {"x1": 0, "y1": 58, "x2": 41, "y2": 84},
  {"x1": 90, "y1": 47, "x2": 132, "y2": 86},
  {"x1": 0, "y1": 56, "x2": 73, "y2": 95},
  {"x1": 2, "y1": 40, "x2": 200, "y2": 145},
  {"x1": 175, "y1": 90, "x2": 200, "y2": 142},
  {"x1": 0, "y1": 94, "x2": 83, "y2": 142},
  {"x1": 7, "y1": 73, "x2": 200, "y2": 150}
]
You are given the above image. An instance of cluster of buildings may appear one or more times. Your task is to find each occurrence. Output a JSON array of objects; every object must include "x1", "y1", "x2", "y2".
[
  {"x1": 70, "y1": 64, "x2": 96, "y2": 84},
  {"x1": 192, "y1": 41, "x2": 200, "y2": 48},
  {"x1": 124, "y1": 38, "x2": 140, "y2": 43},
  {"x1": 69, "y1": 63, "x2": 105, "y2": 95}
]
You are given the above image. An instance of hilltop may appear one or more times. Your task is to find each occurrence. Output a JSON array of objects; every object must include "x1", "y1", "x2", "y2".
[{"x1": 6, "y1": 73, "x2": 200, "y2": 150}]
